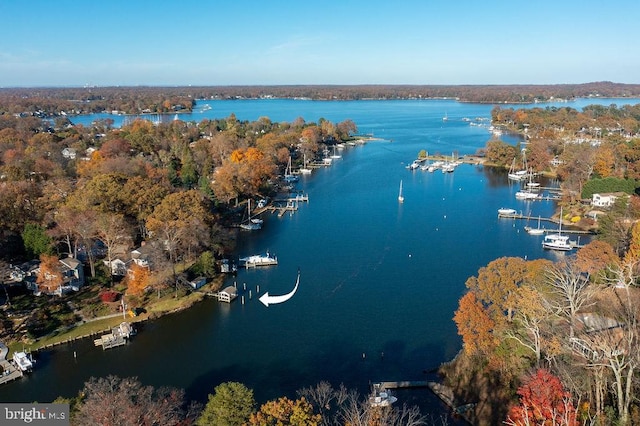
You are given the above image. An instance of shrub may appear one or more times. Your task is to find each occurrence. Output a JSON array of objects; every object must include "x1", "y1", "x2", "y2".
[{"x1": 99, "y1": 291, "x2": 120, "y2": 303}]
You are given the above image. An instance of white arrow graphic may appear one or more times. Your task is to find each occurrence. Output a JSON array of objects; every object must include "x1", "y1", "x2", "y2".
[{"x1": 259, "y1": 269, "x2": 300, "y2": 307}]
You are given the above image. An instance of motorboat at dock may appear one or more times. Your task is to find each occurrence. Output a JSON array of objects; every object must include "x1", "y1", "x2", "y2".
[
  {"x1": 369, "y1": 383, "x2": 398, "y2": 407},
  {"x1": 239, "y1": 252, "x2": 278, "y2": 268}
]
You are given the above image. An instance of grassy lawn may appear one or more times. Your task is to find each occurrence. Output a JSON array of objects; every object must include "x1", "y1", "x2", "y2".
[{"x1": 9, "y1": 316, "x2": 126, "y2": 354}]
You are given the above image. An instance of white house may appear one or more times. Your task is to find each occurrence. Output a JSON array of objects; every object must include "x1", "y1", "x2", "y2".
[
  {"x1": 131, "y1": 243, "x2": 153, "y2": 268},
  {"x1": 103, "y1": 258, "x2": 128, "y2": 276},
  {"x1": 592, "y1": 192, "x2": 625, "y2": 208},
  {"x1": 61, "y1": 147, "x2": 77, "y2": 159}
]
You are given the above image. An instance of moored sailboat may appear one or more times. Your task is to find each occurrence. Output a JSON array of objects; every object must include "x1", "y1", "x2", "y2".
[{"x1": 542, "y1": 208, "x2": 576, "y2": 251}]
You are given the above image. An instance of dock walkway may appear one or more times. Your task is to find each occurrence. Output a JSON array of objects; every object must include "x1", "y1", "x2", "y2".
[
  {"x1": 94, "y1": 322, "x2": 134, "y2": 350},
  {"x1": 378, "y1": 380, "x2": 429, "y2": 389},
  {"x1": 0, "y1": 343, "x2": 24, "y2": 385},
  {"x1": 498, "y1": 212, "x2": 594, "y2": 235}
]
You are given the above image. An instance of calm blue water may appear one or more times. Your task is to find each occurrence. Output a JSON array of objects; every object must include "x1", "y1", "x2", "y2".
[{"x1": 1, "y1": 98, "x2": 634, "y2": 417}]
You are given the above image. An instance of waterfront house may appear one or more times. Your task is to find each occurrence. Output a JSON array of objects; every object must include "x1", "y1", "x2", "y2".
[
  {"x1": 591, "y1": 192, "x2": 626, "y2": 208},
  {"x1": 131, "y1": 243, "x2": 153, "y2": 268},
  {"x1": 26, "y1": 256, "x2": 85, "y2": 296},
  {"x1": 103, "y1": 258, "x2": 128, "y2": 276}
]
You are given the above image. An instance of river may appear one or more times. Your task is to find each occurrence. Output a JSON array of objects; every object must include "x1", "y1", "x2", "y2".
[{"x1": 1, "y1": 97, "x2": 637, "y2": 419}]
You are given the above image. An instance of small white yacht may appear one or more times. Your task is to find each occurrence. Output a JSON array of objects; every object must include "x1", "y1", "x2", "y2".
[
  {"x1": 13, "y1": 351, "x2": 33, "y2": 372},
  {"x1": 542, "y1": 234, "x2": 574, "y2": 251},
  {"x1": 498, "y1": 208, "x2": 517, "y2": 215},
  {"x1": 239, "y1": 252, "x2": 278, "y2": 268},
  {"x1": 369, "y1": 383, "x2": 397, "y2": 407}
]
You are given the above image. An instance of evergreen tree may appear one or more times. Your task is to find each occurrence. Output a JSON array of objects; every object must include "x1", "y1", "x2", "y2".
[
  {"x1": 21, "y1": 223, "x2": 53, "y2": 258},
  {"x1": 197, "y1": 382, "x2": 256, "y2": 426}
]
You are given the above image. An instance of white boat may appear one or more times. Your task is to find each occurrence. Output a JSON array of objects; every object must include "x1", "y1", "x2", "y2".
[
  {"x1": 398, "y1": 180, "x2": 404, "y2": 203},
  {"x1": 239, "y1": 252, "x2": 278, "y2": 268},
  {"x1": 330, "y1": 146, "x2": 342, "y2": 159},
  {"x1": 525, "y1": 168, "x2": 540, "y2": 187},
  {"x1": 239, "y1": 200, "x2": 262, "y2": 230},
  {"x1": 542, "y1": 233, "x2": 574, "y2": 251},
  {"x1": 284, "y1": 156, "x2": 299, "y2": 183},
  {"x1": 507, "y1": 156, "x2": 528, "y2": 181},
  {"x1": 369, "y1": 383, "x2": 398, "y2": 407},
  {"x1": 441, "y1": 162, "x2": 455, "y2": 173},
  {"x1": 542, "y1": 208, "x2": 576, "y2": 251},
  {"x1": 13, "y1": 351, "x2": 33, "y2": 372},
  {"x1": 527, "y1": 216, "x2": 545, "y2": 235},
  {"x1": 406, "y1": 161, "x2": 420, "y2": 170},
  {"x1": 515, "y1": 189, "x2": 540, "y2": 200},
  {"x1": 498, "y1": 208, "x2": 517, "y2": 215},
  {"x1": 299, "y1": 153, "x2": 312, "y2": 175}
]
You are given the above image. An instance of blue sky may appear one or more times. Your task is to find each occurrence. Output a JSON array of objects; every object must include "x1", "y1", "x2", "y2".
[{"x1": 1, "y1": 0, "x2": 638, "y2": 87}]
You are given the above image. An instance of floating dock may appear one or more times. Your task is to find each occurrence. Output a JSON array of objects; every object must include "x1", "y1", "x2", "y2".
[{"x1": 94, "y1": 322, "x2": 134, "y2": 350}]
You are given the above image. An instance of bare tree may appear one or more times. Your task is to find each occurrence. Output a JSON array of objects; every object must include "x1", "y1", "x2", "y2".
[
  {"x1": 297, "y1": 381, "x2": 349, "y2": 425},
  {"x1": 73, "y1": 375, "x2": 193, "y2": 426},
  {"x1": 545, "y1": 260, "x2": 597, "y2": 338},
  {"x1": 506, "y1": 286, "x2": 551, "y2": 363},
  {"x1": 565, "y1": 287, "x2": 640, "y2": 425}
]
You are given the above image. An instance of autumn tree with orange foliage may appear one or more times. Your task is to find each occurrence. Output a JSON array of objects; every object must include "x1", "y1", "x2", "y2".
[
  {"x1": 127, "y1": 263, "x2": 150, "y2": 296},
  {"x1": 505, "y1": 368, "x2": 578, "y2": 426},
  {"x1": 466, "y1": 256, "x2": 529, "y2": 323},
  {"x1": 36, "y1": 254, "x2": 63, "y2": 294},
  {"x1": 574, "y1": 240, "x2": 619, "y2": 284},
  {"x1": 248, "y1": 396, "x2": 321, "y2": 426},
  {"x1": 453, "y1": 291, "x2": 498, "y2": 356}
]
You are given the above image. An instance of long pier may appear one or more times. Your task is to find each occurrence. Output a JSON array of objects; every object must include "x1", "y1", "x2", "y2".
[
  {"x1": 378, "y1": 380, "x2": 429, "y2": 389},
  {"x1": 497, "y1": 212, "x2": 594, "y2": 235}
]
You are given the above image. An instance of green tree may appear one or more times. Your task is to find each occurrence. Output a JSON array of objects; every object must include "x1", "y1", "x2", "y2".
[
  {"x1": 197, "y1": 382, "x2": 256, "y2": 426},
  {"x1": 21, "y1": 223, "x2": 53, "y2": 258}
]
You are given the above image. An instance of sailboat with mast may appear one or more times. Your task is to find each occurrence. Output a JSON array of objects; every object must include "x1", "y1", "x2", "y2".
[
  {"x1": 284, "y1": 156, "x2": 299, "y2": 183},
  {"x1": 526, "y1": 215, "x2": 545, "y2": 235},
  {"x1": 542, "y1": 208, "x2": 575, "y2": 250},
  {"x1": 398, "y1": 180, "x2": 404, "y2": 203},
  {"x1": 299, "y1": 153, "x2": 312, "y2": 175},
  {"x1": 239, "y1": 199, "x2": 263, "y2": 230}
]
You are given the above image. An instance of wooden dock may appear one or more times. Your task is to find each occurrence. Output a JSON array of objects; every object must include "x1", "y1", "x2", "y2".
[
  {"x1": 261, "y1": 193, "x2": 309, "y2": 217},
  {"x1": 0, "y1": 359, "x2": 23, "y2": 385},
  {"x1": 497, "y1": 213, "x2": 594, "y2": 235},
  {"x1": 94, "y1": 322, "x2": 134, "y2": 350},
  {"x1": 428, "y1": 382, "x2": 475, "y2": 425},
  {"x1": 379, "y1": 380, "x2": 429, "y2": 389}
]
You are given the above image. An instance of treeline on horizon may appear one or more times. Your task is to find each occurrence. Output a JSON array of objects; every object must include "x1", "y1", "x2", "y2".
[{"x1": 1, "y1": 81, "x2": 640, "y2": 116}]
